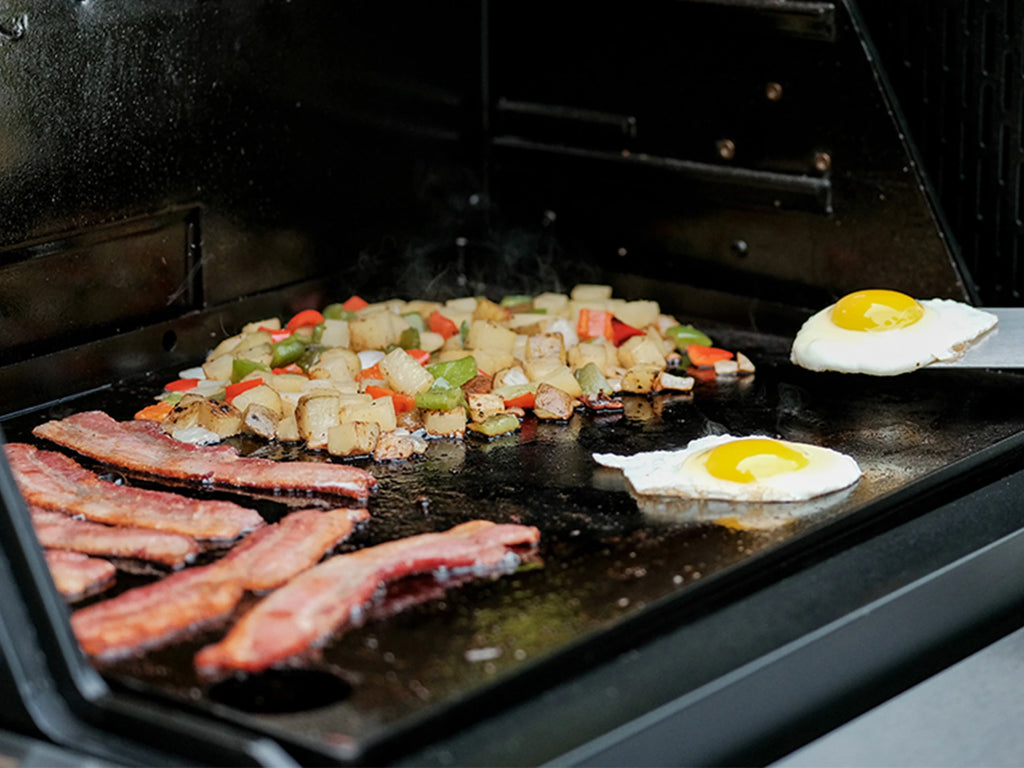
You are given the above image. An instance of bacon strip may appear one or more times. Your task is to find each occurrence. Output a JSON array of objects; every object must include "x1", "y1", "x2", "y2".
[
  {"x1": 30, "y1": 507, "x2": 199, "y2": 569},
  {"x1": 71, "y1": 507, "x2": 368, "y2": 658},
  {"x1": 194, "y1": 521, "x2": 540, "y2": 675},
  {"x1": 33, "y1": 411, "x2": 377, "y2": 500},
  {"x1": 6, "y1": 443, "x2": 264, "y2": 541},
  {"x1": 45, "y1": 550, "x2": 116, "y2": 599}
]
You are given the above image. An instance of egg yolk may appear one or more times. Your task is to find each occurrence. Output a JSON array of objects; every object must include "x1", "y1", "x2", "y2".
[
  {"x1": 830, "y1": 289, "x2": 924, "y2": 332},
  {"x1": 702, "y1": 438, "x2": 809, "y2": 483}
]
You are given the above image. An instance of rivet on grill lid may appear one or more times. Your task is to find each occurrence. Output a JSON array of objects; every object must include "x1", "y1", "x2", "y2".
[
  {"x1": 716, "y1": 139, "x2": 736, "y2": 160},
  {"x1": 765, "y1": 81, "x2": 783, "y2": 101},
  {"x1": 814, "y1": 151, "x2": 832, "y2": 172}
]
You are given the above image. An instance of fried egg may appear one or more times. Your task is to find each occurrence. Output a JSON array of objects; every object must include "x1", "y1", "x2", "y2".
[
  {"x1": 594, "y1": 434, "x2": 861, "y2": 502},
  {"x1": 790, "y1": 289, "x2": 997, "y2": 376}
]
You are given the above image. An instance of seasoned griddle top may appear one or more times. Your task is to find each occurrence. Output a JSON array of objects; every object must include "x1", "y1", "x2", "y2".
[{"x1": 4, "y1": 325, "x2": 1024, "y2": 764}]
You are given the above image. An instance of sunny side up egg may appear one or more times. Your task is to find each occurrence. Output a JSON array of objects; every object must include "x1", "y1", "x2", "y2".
[
  {"x1": 594, "y1": 434, "x2": 861, "y2": 502},
  {"x1": 790, "y1": 289, "x2": 998, "y2": 376}
]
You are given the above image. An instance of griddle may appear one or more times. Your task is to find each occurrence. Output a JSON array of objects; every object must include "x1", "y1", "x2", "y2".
[{"x1": 3, "y1": 313, "x2": 1023, "y2": 765}]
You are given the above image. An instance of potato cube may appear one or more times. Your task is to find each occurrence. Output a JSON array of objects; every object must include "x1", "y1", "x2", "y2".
[
  {"x1": 202, "y1": 354, "x2": 234, "y2": 382},
  {"x1": 492, "y1": 365, "x2": 530, "y2": 389},
  {"x1": 618, "y1": 334, "x2": 667, "y2": 370},
  {"x1": 231, "y1": 383, "x2": 283, "y2": 418},
  {"x1": 525, "y1": 333, "x2": 566, "y2": 363},
  {"x1": 242, "y1": 317, "x2": 280, "y2": 334},
  {"x1": 418, "y1": 330, "x2": 445, "y2": 353},
  {"x1": 614, "y1": 300, "x2": 660, "y2": 330},
  {"x1": 276, "y1": 414, "x2": 300, "y2": 442},
  {"x1": 567, "y1": 337, "x2": 618, "y2": 375},
  {"x1": 373, "y1": 432, "x2": 420, "y2": 461},
  {"x1": 466, "y1": 320, "x2": 517, "y2": 354},
  {"x1": 467, "y1": 392, "x2": 506, "y2": 423},
  {"x1": 656, "y1": 372, "x2": 695, "y2": 392},
  {"x1": 533, "y1": 382, "x2": 576, "y2": 420},
  {"x1": 327, "y1": 421, "x2": 380, "y2": 457},
  {"x1": 472, "y1": 297, "x2": 512, "y2": 323},
  {"x1": 422, "y1": 408, "x2": 467, "y2": 437},
  {"x1": 295, "y1": 391, "x2": 341, "y2": 449},
  {"x1": 319, "y1": 319, "x2": 350, "y2": 348},
  {"x1": 570, "y1": 284, "x2": 613, "y2": 301},
  {"x1": 349, "y1": 312, "x2": 402, "y2": 352},
  {"x1": 339, "y1": 396, "x2": 397, "y2": 433},
  {"x1": 380, "y1": 348, "x2": 434, "y2": 395},
  {"x1": 523, "y1": 359, "x2": 583, "y2": 398},
  {"x1": 234, "y1": 330, "x2": 274, "y2": 354},
  {"x1": 533, "y1": 292, "x2": 570, "y2": 316},
  {"x1": 445, "y1": 296, "x2": 479, "y2": 314},
  {"x1": 621, "y1": 364, "x2": 662, "y2": 394},
  {"x1": 207, "y1": 335, "x2": 242, "y2": 360},
  {"x1": 242, "y1": 403, "x2": 281, "y2": 440}
]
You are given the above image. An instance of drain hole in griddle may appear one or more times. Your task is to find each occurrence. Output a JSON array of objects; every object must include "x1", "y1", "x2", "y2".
[{"x1": 207, "y1": 669, "x2": 351, "y2": 713}]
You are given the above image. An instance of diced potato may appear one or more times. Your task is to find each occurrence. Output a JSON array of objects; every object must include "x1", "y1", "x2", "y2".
[
  {"x1": 467, "y1": 392, "x2": 506, "y2": 423},
  {"x1": 615, "y1": 300, "x2": 660, "y2": 330},
  {"x1": 418, "y1": 330, "x2": 445, "y2": 353},
  {"x1": 533, "y1": 292, "x2": 570, "y2": 315},
  {"x1": 656, "y1": 372, "x2": 695, "y2": 392},
  {"x1": 525, "y1": 333, "x2": 566, "y2": 363},
  {"x1": 736, "y1": 351, "x2": 756, "y2": 373},
  {"x1": 617, "y1": 334, "x2": 667, "y2": 370},
  {"x1": 714, "y1": 359, "x2": 740, "y2": 376},
  {"x1": 534, "y1": 382, "x2": 576, "y2": 420},
  {"x1": 349, "y1": 312, "x2": 404, "y2": 352},
  {"x1": 277, "y1": 414, "x2": 300, "y2": 442},
  {"x1": 492, "y1": 365, "x2": 530, "y2": 390},
  {"x1": 160, "y1": 394, "x2": 207, "y2": 433},
  {"x1": 472, "y1": 297, "x2": 512, "y2": 322},
  {"x1": 466, "y1": 320, "x2": 516, "y2": 354},
  {"x1": 441, "y1": 334, "x2": 465, "y2": 352},
  {"x1": 195, "y1": 398, "x2": 246, "y2": 438},
  {"x1": 242, "y1": 403, "x2": 281, "y2": 439},
  {"x1": 207, "y1": 335, "x2": 242, "y2": 360},
  {"x1": 404, "y1": 299, "x2": 443, "y2": 321},
  {"x1": 445, "y1": 296, "x2": 479, "y2": 314},
  {"x1": 422, "y1": 407, "x2": 467, "y2": 437},
  {"x1": 236, "y1": 343, "x2": 273, "y2": 367},
  {"x1": 295, "y1": 391, "x2": 341, "y2": 449},
  {"x1": 567, "y1": 337, "x2": 618, "y2": 375},
  {"x1": 621, "y1": 364, "x2": 662, "y2": 394},
  {"x1": 339, "y1": 396, "x2": 397, "y2": 433},
  {"x1": 312, "y1": 347, "x2": 361, "y2": 380},
  {"x1": 231, "y1": 383, "x2": 284, "y2": 417},
  {"x1": 202, "y1": 354, "x2": 234, "y2": 382},
  {"x1": 267, "y1": 372, "x2": 310, "y2": 393},
  {"x1": 234, "y1": 330, "x2": 274, "y2": 354},
  {"x1": 380, "y1": 348, "x2": 434, "y2": 395},
  {"x1": 319, "y1": 319, "x2": 350, "y2": 348},
  {"x1": 471, "y1": 349, "x2": 515, "y2": 377},
  {"x1": 570, "y1": 284, "x2": 613, "y2": 301},
  {"x1": 327, "y1": 421, "x2": 380, "y2": 457},
  {"x1": 373, "y1": 432, "x2": 420, "y2": 461},
  {"x1": 523, "y1": 359, "x2": 583, "y2": 398},
  {"x1": 242, "y1": 317, "x2": 280, "y2": 334}
]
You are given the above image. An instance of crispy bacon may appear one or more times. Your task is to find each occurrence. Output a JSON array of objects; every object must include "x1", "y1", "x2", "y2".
[
  {"x1": 6, "y1": 443, "x2": 264, "y2": 541},
  {"x1": 71, "y1": 507, "x2": 368, "y2": 658},
  {"x1": 45, "y1": 550, "x2": 116, "y2": 599},
  {"x1": 194, "y1": 520, "x2": 540, "y2": 675},
  {"x1": 32, "y1": 411, "x2": 377, "y2": 500},
  {"x1": 31, "y1": 507, "x2": 199, "y2": 568}
]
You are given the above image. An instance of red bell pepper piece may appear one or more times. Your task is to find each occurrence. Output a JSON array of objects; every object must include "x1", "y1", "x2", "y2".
[
  {"x1": 224, "y1": 378, "x2": 264, "y2": 403},
  {"x1": 135, "y1": 400, "x2": 174, "y2": 422},
  {"x1": 686, "y1": 344, "x2": 734, "y2": 367},
  {"x1": 428, "y1": 310, "x2": 459, "y2": 339},
  {"x1": 356, "y1": 362, "x2": 385, "y2": 382},
  {"x1": 258, "y1": 326, "x2": 293, "y2": 343},
  {"x1": 503, "y1": 391, "x2": 536, "y2": 409},
  {"x1": 285, "y1": 309, "x2": 324, "y2": 333},
  {"x1": 576, "y1": 308, "x2": 614, "y2": 342},
  {"x1": 271, "y1": 363, "x2": 305, "y2": 376},
  {"x1": 611, "y1": 317, "x2": 644, "y2": 346},
  {"x1": 364, "y1": 384, "x2": 417, "y2": 413},
  {"x1": 164, "y1": 378, "x2": 200, "y2": 392},
  {"x1": 342, "y1": 295, "x2": 369, "y2": 312},
  {"x1": 405, "y1": 349, "x2": 431, "y2": 366}
]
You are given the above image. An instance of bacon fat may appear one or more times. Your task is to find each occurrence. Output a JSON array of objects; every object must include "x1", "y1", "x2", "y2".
[
  {"x1": 32, "y1": 411, "x2": 377, "y2": 500},
  {"x1": 6, "y1": 442, "x2": 264, "y2": 541},
  {"x1": 194, "y1": 520, "x2": 540, "y2": 675},
  {"x1": 71, "y1": 507, "x2": 369, "y2": 658}
]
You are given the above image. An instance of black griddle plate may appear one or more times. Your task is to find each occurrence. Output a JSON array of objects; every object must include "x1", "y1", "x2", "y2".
[{"x1": 4, "y1": 325, "x2": 1024, "y2": 765}]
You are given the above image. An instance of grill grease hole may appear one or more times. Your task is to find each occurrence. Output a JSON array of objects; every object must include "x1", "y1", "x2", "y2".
[{"x1": 207, "y1": 669, "x2": 351, "y2": 713}]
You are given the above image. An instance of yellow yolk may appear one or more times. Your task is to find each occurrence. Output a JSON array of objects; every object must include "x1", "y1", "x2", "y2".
[
  {"x1": 830, "y1": 289, "x2": 924, "y2": 332},
  {"x1": 701, "y1": 438, "x2": 810, "y2": 483}
]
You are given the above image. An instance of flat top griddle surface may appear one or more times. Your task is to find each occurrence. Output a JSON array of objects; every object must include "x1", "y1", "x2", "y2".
[{"x1": 4, "y1": 325, "x2": 1024, "y2": 763}]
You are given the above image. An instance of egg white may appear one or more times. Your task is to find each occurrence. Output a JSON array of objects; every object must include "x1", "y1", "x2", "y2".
[
  {"x1": 593, "y1": 434, "x2": 861, "y2": 502},
  {"x1": 790, "y1": 298, "x2": 997, "y2": 376}
]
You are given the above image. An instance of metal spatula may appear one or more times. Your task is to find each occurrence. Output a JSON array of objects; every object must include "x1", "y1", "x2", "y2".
[{"x1": 929, "y1": 308, "x2": 1024, "y2": 368}]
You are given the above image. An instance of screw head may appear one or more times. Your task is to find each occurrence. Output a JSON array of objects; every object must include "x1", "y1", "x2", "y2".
[{"x1": 717, "y1": 139, "x2": 736, "y2": 160}]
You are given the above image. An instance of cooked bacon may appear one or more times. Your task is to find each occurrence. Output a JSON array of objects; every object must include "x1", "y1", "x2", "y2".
[
  {"x1": 6, "y1": 443, "x2": 264, "y2": 541},
  {"x1": 194, "y1": 520, "x2": 540, "y2": 675},
  {"x1": 33, "y1": 411, "x2": 377, "y2": 500},
  {"x1": 30, "y1": 507, "x2": 199, "y2": 568},
  {"x1": 71, "y1": 507, "x2": 368, "y2": 658},
  {"x1": 45, "y1": 550, "x2": 116, "y2": 599}
]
